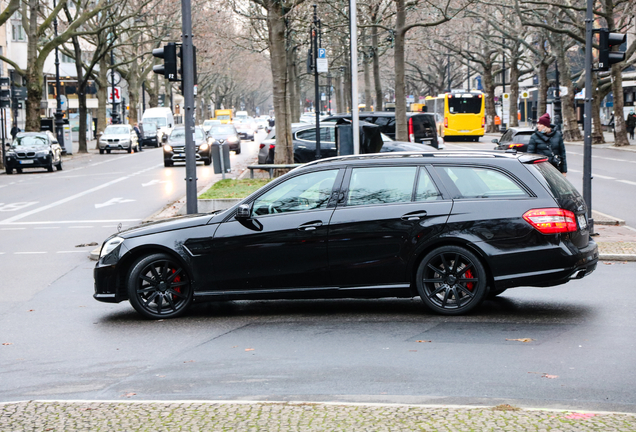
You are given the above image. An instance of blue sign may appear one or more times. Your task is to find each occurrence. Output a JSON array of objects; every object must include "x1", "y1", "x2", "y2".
[{"x1": 318, "y1": 48, "x2": 326, "y2": 59}]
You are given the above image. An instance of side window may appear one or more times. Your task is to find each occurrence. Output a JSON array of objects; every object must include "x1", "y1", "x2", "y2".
[
  {"x1": 319, "y1": 127, "x2": 335, "y2": 143},
  {"x1": 374, "y1": 117, "x2": 390, "y2": 127},
  {"x1": 439, "y1": 166, "x2": 528, "y2": 199},
  {"x1": 415, "y1": 169, "x2": 443, "y2": 201},
  {"x1": 347, "y1": 166, "x2": 417, "y2": 206},
  {"x1": 252, "y1": 170, "x2": 338, "y2": 216},
  {"x1": 500, "y1": 130, "x2": 512, "y2": 142},
  {"x1": 296, "y1": 128, "x2": 316, "y2": 141}
]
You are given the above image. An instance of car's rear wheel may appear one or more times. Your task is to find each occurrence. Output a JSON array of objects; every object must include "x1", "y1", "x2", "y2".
[
  {"x1": 99, "y1": 148, "x2": 104, "y2": 154},
  {"x1": 416, "y1": 246, "x2": 487, "y2": 315},
  {"x1": 127, "y1": 253, "x2": 193, "y2": 319},
  {"x1": 127, "y1": 146, "x2": 132, "y2": 153}
]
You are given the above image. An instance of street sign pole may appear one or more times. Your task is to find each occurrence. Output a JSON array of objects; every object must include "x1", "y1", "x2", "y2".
[
  {"x1": 313, "y1": 5, "x2": 321, "y2": 159},
  {"x1": 350, "y1": 0, "x2": 359, "y2": 153},
  {"x1": 181, "y1": 0, "x2": 197, "y2": 214},
  {"x1": 583, "y1": 0, "x2": 594, "y2": 233}
]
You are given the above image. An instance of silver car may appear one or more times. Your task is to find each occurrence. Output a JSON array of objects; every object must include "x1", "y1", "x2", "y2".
[{"x1": 99, "y1": 124, "x2": 140, "y2": 154}]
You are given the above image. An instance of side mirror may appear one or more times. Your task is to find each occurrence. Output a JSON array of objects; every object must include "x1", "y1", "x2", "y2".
[
  {"x1": 236, "y1": 204, "x2": 251, "y2": 219},
  {"x1": 491, "y1": 139, "x2": 499, "y2": 144}
]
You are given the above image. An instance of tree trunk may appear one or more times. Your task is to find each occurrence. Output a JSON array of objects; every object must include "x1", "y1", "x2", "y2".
[
  {"x1": 611, "y1": 63, "x2": 629, "y2": 146},
  {"x1": 344, "y1": 49, "x2": 352, "y2": 113},
  {"x1": 483, "y1": 67, "x2": 497, "y2": 133},
  {"x1": 537, "y1": 61, "x2": 548, "y2": 116},
  {"x1": 25, "y1": 69, "x2": 43, "y2": 132},
  {"x1": 267, "y1": 0, "x2": 293, "y2": 165},
  {"x1": 509, "y1": 61, "x2": 519, "y2": 127},
  {"x1": 97, "y1": 56, "x2": 108, "y2": 139},
  {"x1": 591, "y1": 73, "x2": 605, "y2": 144},
  {"x1": 371, "y1": 23, "x2": 382, "y2": 112},
  {"x1": 394, "y1": 0, "x2": 407, "y2": 141},
  {"x1": 556, "y1": 53, "x2": 582, "y2": 141},
  {"x1": 288, "y1": 46, "x2": 300, "y2": 122}
]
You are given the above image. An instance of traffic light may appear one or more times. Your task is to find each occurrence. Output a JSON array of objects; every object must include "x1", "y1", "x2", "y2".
[
  {"x1": 177, "y1": 45, "x2": 198, "y2": 94},
  {"x1": 152, "y1": 43, "x2": 178, "y2": 81},
  {"x1": 598, "y1": 28, "x2": 626, "y2": 71},
  {"x1": 0, "y1": 87, "x2": 10, "y2": 109}
]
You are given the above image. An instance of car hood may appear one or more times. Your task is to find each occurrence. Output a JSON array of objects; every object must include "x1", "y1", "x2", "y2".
[
  {"x1": 10, "y1": 144, "x2": 50, "y2": 151},
  {"x1": 101, "y1": 133, "x2": 130, "y2": 139},
  {"x1": 119, "y1": 214, "x2": 213, "y2": 239},
  {"x1": 168, "y1": 138, "x2": 206, "y2": 146}
]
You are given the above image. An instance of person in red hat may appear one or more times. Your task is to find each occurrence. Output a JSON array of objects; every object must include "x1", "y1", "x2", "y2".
[{"x1": 527, "y1": 113, "x2": 567, "y2": 176}]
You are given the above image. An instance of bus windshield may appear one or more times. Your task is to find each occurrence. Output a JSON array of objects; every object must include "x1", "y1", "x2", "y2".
[{"x1": 448, "y1": 97, "x2": 482, "y2": 114}]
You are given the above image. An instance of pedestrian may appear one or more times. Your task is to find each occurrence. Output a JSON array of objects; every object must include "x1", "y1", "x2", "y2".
[
  {"x1": 627, "y1": 109, "x2": 636, "y2": 141},
  {"x1": 133, "y1": 123, "x2": 143, "y2": 151},
  {"x1": 527, "y1": 113, "x2": 567, "y2": 176},
  {"x1": 10, "y1": 124, "x2": 20, "y2": 140}
]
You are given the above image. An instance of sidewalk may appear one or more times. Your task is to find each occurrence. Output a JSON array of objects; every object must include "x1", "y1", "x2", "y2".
[{"x1": 2, "y1": 400, "x2": 635, "y2": 431}]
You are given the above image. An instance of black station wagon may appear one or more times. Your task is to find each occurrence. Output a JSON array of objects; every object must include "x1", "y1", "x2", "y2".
[{"x1": 94, "y1": 151, "x2": 598, "y2": 319}]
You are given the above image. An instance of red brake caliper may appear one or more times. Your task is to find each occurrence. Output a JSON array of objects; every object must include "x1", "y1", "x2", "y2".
[
  {"x1": 171, "y1": 269, "x2": 182, "y2": 299},
  {"x1": 464, "y1": 269, "x2": 474, "y2": 290}
]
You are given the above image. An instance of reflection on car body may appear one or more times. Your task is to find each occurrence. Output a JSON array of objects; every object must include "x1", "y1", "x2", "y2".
[{"x1": 94, "y1": 151, "x2": 598, "y2": 319}]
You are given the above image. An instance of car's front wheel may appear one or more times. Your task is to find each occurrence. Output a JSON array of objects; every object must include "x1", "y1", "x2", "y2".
[
  {"x1": 56, "y1": 159, "x2": 63, "y2": 171},
  {"x1": 416, "y1": 246, "x2": 487, "y2": 315},
  {"x1": 127, "y1": 253, "x2": 193, "y2": 319},
  {"x1": 5, "y1": 167, "x2": 13, "y2": 174}
]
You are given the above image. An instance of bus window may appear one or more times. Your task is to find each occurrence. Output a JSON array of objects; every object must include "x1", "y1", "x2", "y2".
[{"x1": 448, "y1": 97, "x2": 482, "y2": 114}]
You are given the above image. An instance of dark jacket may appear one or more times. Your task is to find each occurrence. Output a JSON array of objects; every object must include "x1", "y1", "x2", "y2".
[
  {"x1": 527, "y1": 126, "x2": 567, "y2": 173},
  {"x1": 627, "y1": 114, "x2": 636, "y2": 129}
]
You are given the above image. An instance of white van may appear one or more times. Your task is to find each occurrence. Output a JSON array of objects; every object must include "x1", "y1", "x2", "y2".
[{"x1": 141, "y1": 107, "x2": 175, "y2": 143}]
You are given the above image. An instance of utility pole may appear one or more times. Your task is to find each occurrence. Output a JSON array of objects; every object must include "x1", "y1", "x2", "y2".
[
  {"x1": 501, "y1": 38, "x2": 506, "y2": 132},
  {"x1": 110, "y1": 50, "x2": 118, "y2": 124},
  {"x1": 181, "y1": 0, "x2": 197, "y2": 214},
  {"x1": 554, "y1": 61, "x2": 562, "y2": 131},
  {"x1": 350, "y1": 0, "x2": 359, "y2": 153},
  {"x1": 313, "y1": 5, "x2": 321, "y2": 159},
  {"x1": 53, "y1": 0, "x2": 65, "y2": 150},
  {"x1": 583, "y1": 0, "x2": 594, "y2": 233}
]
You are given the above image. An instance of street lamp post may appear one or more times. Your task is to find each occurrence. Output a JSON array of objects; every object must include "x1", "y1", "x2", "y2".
[
  {"x1": 501, "y1": 37, "x2": 507, "y2": 132},
  {"x1": 53, "y1": 0, "x2": 65, "y2": 151},
  {"x1": 110, "y1": 50, "x2": 118, "y2": 124},
  {"x1": 327, "y1": 72, "x2": 332, "y2": 115},
  {"x1": 312, "y1": 5, "x2": 321, "y2": 159},
  {"x1": 554, "y1": 61, "x2": 562, "y2": 131}
]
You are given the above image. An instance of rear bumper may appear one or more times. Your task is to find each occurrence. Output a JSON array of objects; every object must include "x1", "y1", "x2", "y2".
[{"x1": 445, "y1": 128, "x2": 484, "y2": 137}]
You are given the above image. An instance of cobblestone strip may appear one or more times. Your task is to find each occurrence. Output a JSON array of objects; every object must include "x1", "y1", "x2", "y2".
[{"x1": 2, "y1": 401, "x2": 636, "y2": 432}]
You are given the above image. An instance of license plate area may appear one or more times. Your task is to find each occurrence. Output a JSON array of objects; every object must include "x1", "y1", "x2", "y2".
[
  {"x1": 19, "y1": 159, "x2": 34, "y2": 164},
  {"x1": 577, "y1": 214, "x2": 587, "y2": 229}
]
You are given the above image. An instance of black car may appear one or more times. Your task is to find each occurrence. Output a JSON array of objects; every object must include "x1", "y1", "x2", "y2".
[
  {"x1": 324, "y1": 111, "x2": 440, "y2": 148},
  {"x1": 139, "y1": 122, "x2": 159, "y2": 147},
  {"x1": 94, "y1": 151, "x2": 598, "y2": 319},
  {"x1": 208, "y1": 124, "x2": 241, "y2": 154},
  {"x1": 163, "y1": 126, "x2": 212, "y2": 167},
  {"x1": 492, "y1": 127, "x2": 535, "y2": 152},
  {"x1": 4, "y1": 132, "x2": 63, "y2": 174}
]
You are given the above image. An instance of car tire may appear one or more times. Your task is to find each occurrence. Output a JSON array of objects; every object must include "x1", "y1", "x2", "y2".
[
  {"x1": 16, "y1": 168, "x2": 22, "y2": 174},
  {"x1": 106, "y1": 149, "x2": 111, "y2": 154},
  {"x1": 47, "y1": 161, "x2": 54, "y2": 172},
  {"x1": 128, "y1": 146, "x2": 133, "y2": 154},
  {"x1": 164, "y1": 160, "x2": 174, "y2": 167},
  {"x1": 204, "y1": 156, "x2": 211, "y2": 166},
  {"x1": 56, "y1": 160, "x2": 63, "y2": 171},
  {"x1": 235, "y1": 145, "x2": 241, "y2": 155},
  {"x1": 5, "y1": 167, "x2": 13, "y2": 174},
  {"x1": 416, "y1": 245, "x2": 487, "y2": 315},
  {"x1": 99, "y1": 148, "x2": 104, "y2": 154},
  {"x1": 127, "y1": 253, "x2": 193, "y2": 319}
]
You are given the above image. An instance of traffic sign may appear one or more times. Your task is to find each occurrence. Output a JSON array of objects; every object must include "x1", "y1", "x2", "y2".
[
  {"x1": 108, "y1": 87, "x2": 121, "y2": 103},
  {"x1": 107, "y1": 70, "x2": 121, "y2": 86},
  {"x1": 318, "y1": 48, "x2": 326, "y2": 59},
  {"x1": 317, "y1": 58, "x2": 328, "y2": 73},
  {"x1": 521, "y1": 91, "x2": 530, "y2": 99}
]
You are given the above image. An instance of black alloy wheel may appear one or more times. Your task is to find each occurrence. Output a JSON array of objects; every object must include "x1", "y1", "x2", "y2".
[
  {"x1": 127, "y1": 253, "x2": 193, "y2": 319},
  {"x1": 164, "y1": 160, "x2": 174, "y2": 167},
  {"x1": 416, "y1": 246, "x2": 487, "y2": 315}
]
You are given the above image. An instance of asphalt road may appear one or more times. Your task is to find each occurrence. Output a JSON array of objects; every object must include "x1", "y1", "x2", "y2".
[{"x1": 1, "y1": 133, "x2": 636, "y2": 413}]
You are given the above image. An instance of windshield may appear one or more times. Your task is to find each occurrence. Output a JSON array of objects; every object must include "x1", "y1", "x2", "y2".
[
  {"x1": 211, "y1": 125, "x2": 236, "y2": 135},
  {"x1": 12, "y1": 135, "x2": 48, "y2": 148},
  {"x1": 170, "y1": 128, "x2": 205, "y2": 141},
  {"x1": 143, "y1": 117, "x2": 167, "y2": 127},
  {"x1": 448, "y1": 96, "x2": 482, "y2": 114},
  {"x1": 142, "y1": 122, "x2": 157, "y2": 132},
  {"x1": 104, "y1": 126, "x2": 130, "y2": 135},
  {"x1": 217, "y1": 115, "x2": 230, "y2": 120},
  {"x1": 203, "y1": 120, "x2": 219, "y2": 126}
]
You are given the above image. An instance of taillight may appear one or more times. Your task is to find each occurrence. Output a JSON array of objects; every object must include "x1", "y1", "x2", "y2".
[
  {"x1": 481, "y1": 117, "x2": 485, "y2": 128},
  {"x1": 408, "y1": 118, "x2": 414, "y2": 143},
  {"x1": 532, "y1": 157, "x2": 549, "y2": 164},
  {"x1": 523, "y1": 208, "x2": 577, "y2": 234},
  {"x1": 507, "y1": 143, "x2": 524, "y2": 148},
  {"x1": 259, "y1": 143, "x2": 265, "y2": 149},
  {"x1": 444, "y1": 117, "x2": 448, "y2": 128}
]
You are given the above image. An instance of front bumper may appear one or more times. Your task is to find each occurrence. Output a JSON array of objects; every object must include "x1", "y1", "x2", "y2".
[
  {"x1": 99, "y1": 141, "x2": 132, "y2": 150},
  {"x1": 164, "y1": 148, "x2": 210, "y2": 163},
  {"x1": 5, "y1": 154, "x2": 52, "y2": 169}
]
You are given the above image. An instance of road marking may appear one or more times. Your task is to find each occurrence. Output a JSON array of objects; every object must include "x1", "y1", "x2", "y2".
[
  {"x1": 34, "y1": 227, "x2": 59, "y2": 229},
  {"x1": 0, "y1": 164, "x2": 161, "y2": 225},
  {"x1": 1, "y1": 227, "x2": 26, "y2": 230},
  {"x1": 14, "y1": 252, "x2": 47, "y2": 255},
  {"x1": 617, "y1": 180, "x2": 636, "y2": 186},
  {"x1": 592, "y1": 174, "x2": 616, "y2": 180},
  {"x1": 1, "y1": 219, "x2": 140, "y2": 225},
  {"x1": 0, "y1": 202, "x2": 39, "y2": 212},
  {"x1": 95, "y1": 197, "x2": 136, "y2": 208},
  {"x1": 568, "y1": 169, "x2": 581, "y2": 173},
  {"x1": 142, "y1": 179, "x2": 170, "y2": 187},
  {"x1": 68, "y1": 226, "x2": 94, "y2": 229},
  {"x1": 56, "y1": 250, "x2": 87, "y2": 254}
]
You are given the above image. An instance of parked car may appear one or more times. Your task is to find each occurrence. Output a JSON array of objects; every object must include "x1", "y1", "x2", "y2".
[
  {"x1": 323, "y1": 111, "x2": 441, "y2": 148},
  {"x1": 4, "y1": 131, "x2": 63, "y2": 174},
  {"x1": 255, "y1": 117, "x2": 268, "y2": 130},
  {"x1": 94, "y1": 151, "x2": 598, "y2": 319},
  {"x1": 163, "y1": 126, "x2": 211, "y2": 167},
  {"x1": 208, "y1": 124, "x2": 241, "y2": 154},
  {"x1": 234, "y1": 118, "x2": 256, "y2": 141},
  {"x1": 492, "y1": 127, "x2": 535, "y2": 152},
  {"x1": 202, "y1": 119, "x2": 222, "y2": 133},
  {"x1": 139, "y1": 122, "x2": 159, "y2": 147},
  {"x1": 99, "y1": 124, "x2": 140, "y2": 154},
  {"x1": 258, "y1": 123, "x2": 434, "y2": 164}
]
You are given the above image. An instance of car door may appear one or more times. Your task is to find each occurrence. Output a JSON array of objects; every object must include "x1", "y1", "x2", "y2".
[
  {"x1": 294, "y1": 126, "x2": 337, "y2": 161},
  {"x1": 328, "y1": 165, "x2": 453, "y2": 288},
  {"x1": 200, "y1": 168, "x2": 344, "y2": 292}
]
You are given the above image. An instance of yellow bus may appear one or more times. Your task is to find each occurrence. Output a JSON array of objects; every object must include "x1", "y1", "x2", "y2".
[
  {"x1": 214, "y1": 109, "x2": 233, "y2": 124},
  {"x1": 425, "y1": 91, "x2": 485, "y2": 141}
]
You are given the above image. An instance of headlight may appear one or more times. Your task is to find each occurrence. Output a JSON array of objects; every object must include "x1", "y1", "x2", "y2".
[
  {"x1": 120, "y1": 139, "x2": 130, "y2": 144},
  {"x1": 199, "y1": 143, "x2": 209, "y2": 151},
  {"x1": 227, "y1": 135, "x2": 239, "y2": 143},
  {"x1": 36, "y1": 151, "x2": 49, "y2": 157},
  {"x1": 164, "y1": 145, "x2": 173, "y2": 152},
  {"x1": 100, "y1": 236, "x2": 124, "y2": 258}
]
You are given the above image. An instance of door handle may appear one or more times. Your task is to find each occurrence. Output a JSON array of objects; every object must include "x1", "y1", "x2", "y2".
[
  {"x1": 401, "y1": 211, "x2": 428, "y2": 221},
  {"x1": 298, "y1": 221, "x2": 323, "y2": 231}
]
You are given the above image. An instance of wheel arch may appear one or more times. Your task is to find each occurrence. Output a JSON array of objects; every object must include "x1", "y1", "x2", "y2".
[{"x1": 116, "y1": 244, "x2": 193, "y2": 301}]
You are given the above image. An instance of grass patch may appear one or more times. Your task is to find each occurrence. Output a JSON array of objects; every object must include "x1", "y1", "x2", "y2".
[{"x1": 198, "y1": 179, "x2": 272, "y2": 199}]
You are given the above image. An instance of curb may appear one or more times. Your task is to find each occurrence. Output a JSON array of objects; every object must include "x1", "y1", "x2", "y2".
[{"x1": 599, "y1": 253, "x2": 636, "y2": 262}]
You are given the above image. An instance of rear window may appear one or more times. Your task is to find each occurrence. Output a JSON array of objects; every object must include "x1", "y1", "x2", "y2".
[
  {"x1": 508, "y1": 133, "x2": 533, "y2": 144},
  {"x1": 448, "y1": 97, "x2": 482, "y2": 114},
  {"x1": 531, "y1": 161, "x2": 581, "y2": 201}
]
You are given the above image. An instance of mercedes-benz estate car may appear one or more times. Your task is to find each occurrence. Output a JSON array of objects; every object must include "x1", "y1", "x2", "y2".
[
  {"x1": 163, "y1": 126, "x2": 211, "y2": 167},
  {"x1": 94, "y1": 151, "x2": 598, "y2": 319}
]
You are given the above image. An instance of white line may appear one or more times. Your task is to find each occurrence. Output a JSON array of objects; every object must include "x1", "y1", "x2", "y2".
[
  {"x1": 0, "y1": 252, "x2": 5, "y2": 255},
  {"x1": 0, "y1": 164, "x2": 161, "y2": 225},
  {"x1": 617, "y1": 180, "x2": 636, "y2": 186},
  {"x1": 34, "y1": 227, "x2": 59, "y2": 229},
  {"x1": 0, "y1": 219, "x2": 141, "y2": 225},
  {"x1": 56, "y1": 250, "x2": 88, "y2": 254},
  {"x1": 14, "y1": 252, "x2": 47, "y2": 255},
  {"x1": 68, "y1": 226, "x2": 94, "y2": 229},
  {"x1": 0, "y1": 227, "x2": 26, "y2": 230},
  {"x1": 592, "y1": 174, "x2": 616, "y2": 180},
  {"x1": 568, "y1": 168, "x2": 581, "y2": 173}
]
